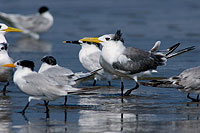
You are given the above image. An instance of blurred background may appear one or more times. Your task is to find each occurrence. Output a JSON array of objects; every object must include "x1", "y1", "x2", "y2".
[{"x1": 0, "y1": 0, "x2": 200, "y2": 132}]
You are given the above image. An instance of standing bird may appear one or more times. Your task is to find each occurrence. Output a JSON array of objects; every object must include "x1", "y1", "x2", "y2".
[
  {"x1": 0, "y1": 23, "x2": 22, "y2": 92},
  {"x1": 0, "y1": 6, "x2": 53, "y2": 39},
  {"x1": 63, "y1": 40, "x2": 113, "y2": 86},
  {"x1": 140, "y1": 66, "x2": 200, "y2": 102},
  {"x1": 39, "y1": 55, "x2": 98, "y2": 105},
  {"x1": 1, "y1": 60, "x2": 83, "y2": 116},
  {"x1": 79, "y1": 30, "x2": 195, "y2": 96}
]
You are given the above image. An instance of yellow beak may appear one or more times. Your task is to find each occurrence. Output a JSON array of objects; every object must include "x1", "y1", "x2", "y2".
[
  {"x1": 2, "y1": 27, "x2": 22, "y2": 32},
  {"x1": 79, "y1": 37, "x2": 102, "y2": 43},
  {"x1": 0, "y1": 63, "x2": 16, "y2": 68}
]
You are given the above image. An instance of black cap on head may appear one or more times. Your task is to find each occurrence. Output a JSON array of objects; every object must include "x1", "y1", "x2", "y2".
[
  {"x1": 39, "y1": 6, "x2": 49, "y2": 14},
  {"x1": 113, "y1": 30, "x2": 124, "y2": 43},
  {"x1": 17, "y1": 60, "x2": 35, "y2": 71},
  {"x1": 41, "y1": 56, "x2": 57, "y2": 66}
]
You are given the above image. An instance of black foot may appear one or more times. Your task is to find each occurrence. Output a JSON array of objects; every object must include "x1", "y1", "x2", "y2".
[
  {"x1": 187, "y1": 93, "x2": 200, "y2": 102},
  {"x1": 124, "y1": 82, "x2": 139, "y2": 96}
]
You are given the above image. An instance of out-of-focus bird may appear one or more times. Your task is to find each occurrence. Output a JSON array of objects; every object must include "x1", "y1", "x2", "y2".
[
  {"x1": 0, "y1": 23, "x2": 22, "y2": 92},
  {"x1": 63, "y1": 40, "x2": 113, "y2": 86},
  {"x1": 0, "y1": 6, "x2": 53, "y2": 39},
  {"x1": 38, "y1": 55, "x2": 98, "y2": 106},
  {"x1": 1, "y1": 60, "x2": 83, "y2": 116},
  {"x1": 140, "y1": 66, "x2": 200, "y2": 102},
  {"x1": 79, "y1": 30, "x2": 195, "y2": 96}
]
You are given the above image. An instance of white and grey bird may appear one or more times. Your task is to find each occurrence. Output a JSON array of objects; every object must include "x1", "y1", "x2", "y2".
[
  {"x1": 0, "y1": 23, "x2": 22, "y2": 92},
  {"x1": 140, "y1": 66, "x2": 200, "y2": 102},
  {"x1": 0, "y1": 6, "x2": 53, "y2": 39},
  {"x1": 38, "y1": 55, "x2": 98, "y2": 105},
  {"x1": 1, "y1": 60, "x2": 82, "y2": 116},
  {"x1": 63, "y1": 40, "x2": 113, "y2": 86},
  {"x1": 80, "y1": 30, "x2": 195, "y2": 96}
]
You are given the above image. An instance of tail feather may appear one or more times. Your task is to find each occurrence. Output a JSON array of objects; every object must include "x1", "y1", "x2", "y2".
[
  {"x1": 75, "y1": 68, "x2": 102, "y2": 83},
  {"x1": 68, "y1": 86, "x2": 102, "y2": 94},
  {"x1": 150, "y1": 41, "x2": 161, "y2": 52},
  {"x1": 167, "y1": 46, "x2": 195, "y2": 59},
  {"x1": 166, "y1": 43, "x2": 180, "y2": 56}
]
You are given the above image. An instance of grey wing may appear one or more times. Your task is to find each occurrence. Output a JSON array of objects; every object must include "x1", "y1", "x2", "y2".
[
  {"x1": 41, "y1": 66, "x2": 76, "y2": 85},
  {"x1": 46, "y1": 66, "x2": 74, "y2": 75},
  {"x1": 177, "y1": 66, "x2": 200, "y2": 92},
  {"x1": 112, "y1": 47, "x2": 163, "y2": 74},
  {"x1": 81, "y1": 52, "x2": 102, "y2": 72},
  {"x1": 23, "y1": 73, "x2": 78, "y2": 99}
]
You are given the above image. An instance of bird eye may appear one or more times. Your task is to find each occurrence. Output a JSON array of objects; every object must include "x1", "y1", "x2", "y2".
[
  {"x1": 105, "y1": 37, "x2": 110, "y2": 41},
  {"x1": 1, "y1": 47, "x2": 4, "y2": 50},
  {"x1": 17, "y1": 62, "x2": 20, "y2": 65},
  {"x1": 0, "y1": 26, "x2": 1, "y2": 29}
]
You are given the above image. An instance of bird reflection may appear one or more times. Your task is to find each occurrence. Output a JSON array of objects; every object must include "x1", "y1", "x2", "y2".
[
  {"x1": 9, "y1": 37, "x2": 52, "y2": 53},
  {"x1": 0, "y1": 95, "x2": 11, "y2": 133}
]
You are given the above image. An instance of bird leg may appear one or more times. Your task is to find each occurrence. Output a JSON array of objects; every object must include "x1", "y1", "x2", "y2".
[
  {"x1": 93, "y1": 79, "x2": 97, "y2": 86},
  {"x1": 21, "y1": 102, "x2": 30, "y2": 115},
  {"x1": 121, "y1": 81, "x2": 124, "y2": 96},
  {"x1": 108, "y1": 81, "x2": 111, "y2": 86},
  {"x1": 64, "y1": 96, "x2": 67, "y2": 106},
  {"x1": 44, "y1": 100, "x2": 49, "y2": 118},
  {"x1": 44, "y1": 100, "x2": 49, "y2": 113},
  {"x1": 187, "y1": 93, "x2": 200, "y2": 102},
  {"x1": 124, "y1": 82, "x2": 139, "y2": 96},
  {"x1": 2, "y1": 82, "x2": 9, "y2": 93}
]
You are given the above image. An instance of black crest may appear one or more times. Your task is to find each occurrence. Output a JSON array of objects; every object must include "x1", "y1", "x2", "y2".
[
  {"x1": 41, "y1": 56, "x2": 57, "y2": 66},
  {"x1": 39, "y1": 6, "x2": 49, "y2": 14},
  {"x1": 113, "y1": 30, "x2": 124, "y2": 43},
  {"x1": 18, "y1": 60, "x2": 35, "y2": 71}
]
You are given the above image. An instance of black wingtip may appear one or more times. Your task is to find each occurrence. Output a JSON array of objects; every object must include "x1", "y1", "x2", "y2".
[{"x1": 166, "y1": 43, "x2": 180, "y2": 56}]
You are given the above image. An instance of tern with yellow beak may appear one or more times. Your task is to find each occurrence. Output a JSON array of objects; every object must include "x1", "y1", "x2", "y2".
[
  {"x1": 1, "y1": 60, "x2": 82, "y2": 116},
  {"x1": 79, "y1": 30, "x2": 195, "y2": 96},
  {"x1": 0, "y1": 6, "x2": 53, "y2": 39},
  {"x1": 0, "y1": 23, "x2": 22, "y2": 92}
]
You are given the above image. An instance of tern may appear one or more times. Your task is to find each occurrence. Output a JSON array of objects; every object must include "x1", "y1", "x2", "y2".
[
  {"x1": 140, "y1": 66, "x2": 200, "y2": 102},
  {"x1": 79, "y1": 30, "x2": 195, "y2": 96},
  {"x1": 63, "y1": 40, "x2": 113, "y2": 86},
  {"x1": 1, "y1": 60, "x2": 83, "y2": 116},
  {"x1": 0, "y1": 6, "x2": 53, "y2": 39},
  {"x1": 0, "y1": 23, "x2": 22, "y2": 92},
  {"x1": 39, "y1": 55, "x2": 98, "y2": 105}
]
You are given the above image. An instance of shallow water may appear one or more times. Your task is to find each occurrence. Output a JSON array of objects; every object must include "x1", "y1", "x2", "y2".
[{"x1": 0, "y1": 0, "x2": 200, "y2": 132}]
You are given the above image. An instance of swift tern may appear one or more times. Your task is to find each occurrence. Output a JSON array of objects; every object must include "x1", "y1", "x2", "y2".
[
  {"x1": 1, "y1": 60, "x2": 82, "y2": 115},
  {"x1": 0, "y1": 23, "x2": 22, "y2": 92},
  {"x1": 79, "y1": 30, "x2": 195, "y2": 96},
  {"x1": 39, "y1": 55, "x2": 97, "y2": 105},
  {"x1": 63, "y1": 40, "x2": 113, "y2": 86},
  {"x1": 0, "y1": 6, "x2": 53, "y2": 39},
  {"x1": 140, "y1": 66, "x2": 200, "y2": 102}
]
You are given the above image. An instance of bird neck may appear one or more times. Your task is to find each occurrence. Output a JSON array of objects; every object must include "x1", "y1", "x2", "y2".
[
  {"x1": 0, "y1": 34, "x2": 7, "y2": 43},
  {"x1": 42, "y1": 11, "x2": 53, "y2": 22},
  {"x1": 101, "y1": 41, "x2": 125, "y2": 64},
  {"x1": 38, "y1": 63, "x2": 54, "y2": 73}
]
